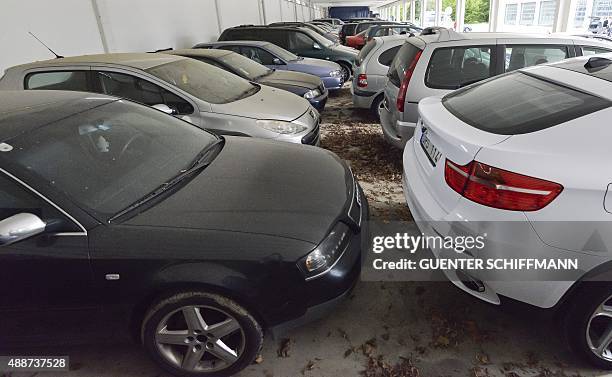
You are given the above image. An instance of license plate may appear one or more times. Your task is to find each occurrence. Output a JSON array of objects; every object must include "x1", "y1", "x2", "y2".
[{"x1": 420, "y1": 128, "x2": 442, "y2": 166}]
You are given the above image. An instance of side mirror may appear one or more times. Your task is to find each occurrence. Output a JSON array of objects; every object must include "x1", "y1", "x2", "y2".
[
  {"x1": 273, "y1": 57, "x2": 284, "y2": 65},
  {"x1": 0, "y1": 213, "x2": 47, "y2": 246},
  {"x1": 152, "y1": 104, "x2": 178, "y2": 115},
  {"x1": 313, "y1": 43, "x2": 322, "y2": 50}
]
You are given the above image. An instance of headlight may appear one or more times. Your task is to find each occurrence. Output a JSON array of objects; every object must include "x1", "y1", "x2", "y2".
[
  {"x1": 329, "y1": 70, "x2": 342, "y2": 78},
  {"x1": 298, "y1": 223, "x2": 351, "y2": 279},
  {"x1": 303, "y1": 89, "x2": 321, "y2": 99},
  {"x1": 256, "y1": 120, "x2": 307, "y2": 135}
]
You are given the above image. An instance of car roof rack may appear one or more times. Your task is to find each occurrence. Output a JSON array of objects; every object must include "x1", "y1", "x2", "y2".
[{"x1": 420, "y1": 26, "x2": 464, "y2": 41}]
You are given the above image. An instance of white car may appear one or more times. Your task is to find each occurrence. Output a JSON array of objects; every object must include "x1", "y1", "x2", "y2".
[{"x1": 403, "y1": 53, "x2": 612, "y2": 368}]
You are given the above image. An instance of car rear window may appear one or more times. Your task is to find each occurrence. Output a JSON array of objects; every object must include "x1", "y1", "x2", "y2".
[
  {"x1": 388, "y1": 41, "x2": 422, "y2": 87},
  {"x1": 356, "y1": 40, "x2": 377, "y2": 66},
  {"x1": 442, "y1": 71, "x2": 612, "y2": 135}
]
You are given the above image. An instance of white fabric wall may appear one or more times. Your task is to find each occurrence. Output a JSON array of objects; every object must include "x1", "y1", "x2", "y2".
[
  {"x1": 0, "y1": 0, "x2": 317, "y2": 74},
  {"x1": 0, "y1": 0, "x2": 104, "y2": 75}
]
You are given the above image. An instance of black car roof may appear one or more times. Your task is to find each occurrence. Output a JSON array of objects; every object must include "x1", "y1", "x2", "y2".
[
  {"x1": 549, "y1": 54, "x2": 612, "y2": 83},
  {"x1": 0, "y1": 91, "x2": 116, "y2": 142}
]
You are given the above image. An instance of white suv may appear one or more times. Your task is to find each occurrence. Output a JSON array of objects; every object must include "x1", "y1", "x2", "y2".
[
  {"x1": 403, "y1": 53, "x2": 612, "y2": 368},
  {"x1": 381, "y1": 27, "x2": 612, "y2": 148}
]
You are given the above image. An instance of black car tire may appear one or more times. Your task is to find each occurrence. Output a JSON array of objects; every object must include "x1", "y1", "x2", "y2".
[
  {"x1": 564, "y1": 282, "x2": 612, "y2": 369},
  {"x1": 371, "y1": 95, "x2": 384, "y2": 120},
  {"x1": 142, "y1": 291, "x2": 263, "y2": 377},
  {"x1": 338, "y1": 62, "x2": 352, "y2": 82}
]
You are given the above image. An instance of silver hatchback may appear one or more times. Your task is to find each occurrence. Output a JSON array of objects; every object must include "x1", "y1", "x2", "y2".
[
  {"x1": 351, "y1": 35, "x2": 407, "y2": 119},
  {"x1": 0, "y1": 53, "x2": 320, "y2": 145}
]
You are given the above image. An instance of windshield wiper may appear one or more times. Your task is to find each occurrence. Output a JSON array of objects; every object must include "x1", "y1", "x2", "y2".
[{"x1": 108, "y1": 137, "x2": 225, "y2": 223}]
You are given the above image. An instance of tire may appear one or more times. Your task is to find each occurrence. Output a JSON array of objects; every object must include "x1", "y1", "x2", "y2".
[
  {"x1": 371, "y1": 94, "x2": 384, "y2": 121},
  {"x1": 338, "y1": 62, "x2": 352, "y2": 82},
  {"x1": 142, "y1": 291, "x2": 263, "y2": 377},
  {"x1": 564, "y1": 282, "x2": 612, "y2": 369}
]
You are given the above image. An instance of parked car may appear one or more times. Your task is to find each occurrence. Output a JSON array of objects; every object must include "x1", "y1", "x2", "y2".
[
  {"x1": 165, "y1": 49, "x2": 328, "y2": 111},
  {"x1": 0, "y1": 89, "x2": 367, "y2": 377},
  {"x1": 218, "y1": 26, "x2": 358, "y2": 81},
  {"x1": 346, "y1": 30, "x2": 369, "y2": 49},
  {"x1": 365, "y1": 24, "x2": 422, "y2": 42},
  {"x1": 314, "y1": 18, "x2": 345, "y2": 27},
  {"x1": 589, "y1": 18, "x2": 604, "y2": 34},
  {"x1": 309, "y1": 21, "x2": 339, "y2": 33},
  {"x1": 0, "y1": 53, "x2": 320, "y2": 145},
  {"x1": 269, "y1": 22, "x2": 339, "y2": 43},
  {"x1": 339, "y1": 22, "x2": 360, "y2": 45},
  {"x1": 194, "y1": 41, "x2": 345, "y2": 90},
  {"x1": 352, "y1": 35, "x2": 407, "y2": 118},
  {"x1": 353, "y1": 21, "x2": 401, "y2": 38},
  {"x1": 380, "y1": 27, "x2": 612, "y2": 148},
  {"x1": 402, "y1": 53, "x2": 612, "y2": 369}
]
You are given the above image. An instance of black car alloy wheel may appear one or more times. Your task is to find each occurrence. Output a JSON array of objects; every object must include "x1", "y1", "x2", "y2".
[{"x1": 142, "y1": 292, "x2": 263, "y2": 377}]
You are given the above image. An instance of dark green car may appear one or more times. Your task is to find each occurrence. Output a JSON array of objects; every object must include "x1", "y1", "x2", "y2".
[{"x1": 219, "y1": 25, "x2": 358, "y2": 81}]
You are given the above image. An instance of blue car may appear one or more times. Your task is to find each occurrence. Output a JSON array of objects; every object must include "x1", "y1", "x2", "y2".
[{"x1": 194, "y1": 40, "x2": 346, "y2": 90}]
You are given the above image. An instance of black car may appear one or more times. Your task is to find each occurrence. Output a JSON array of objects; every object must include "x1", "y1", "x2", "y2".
[
  {"x1": 166, "y1": 49, "x2": 329, "y2": 111},
  {"x1": 0, "y1": 91, "x2": 367, "y2": 377}
]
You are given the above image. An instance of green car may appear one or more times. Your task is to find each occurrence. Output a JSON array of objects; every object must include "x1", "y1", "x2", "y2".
[{"x1": 219, "y1": 25, "x2": 358, "y2": 82}]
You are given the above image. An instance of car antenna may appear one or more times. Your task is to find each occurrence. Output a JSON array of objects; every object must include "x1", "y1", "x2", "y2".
[{"x1": 28, "y1": 32, "x2": 64, "y2": 59}]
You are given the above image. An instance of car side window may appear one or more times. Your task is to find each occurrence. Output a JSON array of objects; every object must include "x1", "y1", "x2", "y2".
[
  {"x1": 25, "y1": 71, "x2": 89, "y2": 91},
  {"x1": 504, "y1": 45, "x2": 568, "y2": 72},
  {"x1": 242, "y1": 47, "x2": 276, "y2": 65},
  {"x1": 582, "y1": 46, "x2": 612, "y2": 56},
  {"x1": 378, "y1": 46, "x2": 401, "y2": 67},
  {"x1": 94, "y1": 71, "x2": 194, "y2": 115},
  {"x1": 289, "y1": 32, "x2": 316, "y2": 50},
  {"x1": 426, "y1": 45, "x2": 494, "y2": 89},
  {"x1": 0, "y1": 174, "x2": 79, "y2": 231},
  {"x1": 259, "y1": 29, "x2": 289, "y2": 49}
]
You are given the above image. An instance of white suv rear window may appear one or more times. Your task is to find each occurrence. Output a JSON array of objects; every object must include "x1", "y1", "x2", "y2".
[{"x1": 442, "y1": 71, "x2": 611, "y2": 135}]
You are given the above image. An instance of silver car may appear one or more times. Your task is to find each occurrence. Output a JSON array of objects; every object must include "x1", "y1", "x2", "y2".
[
  {"x1": 380, "y1": 28, "x2": 612, "y2": 148},
  {"x1": 0, "y1": 53, "x2": 320, "y2": 145},
  {"x1": 351, "y1": 35, "x2": 406, "y2": 119}
]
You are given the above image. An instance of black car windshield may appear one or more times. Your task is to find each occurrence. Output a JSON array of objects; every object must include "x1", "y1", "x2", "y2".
[
  {"x1": 146, "y1": 58, "x2": 259, "y2": 104},
  {"x1": 219, "y1": 52, "x2": 272, "y2": 80},
  {"x1": 4, "y1": 100, "x2": 218, "y2": 220},
  {"x1": 265, "y1": 43, "x2": 300, "y2": 62}
]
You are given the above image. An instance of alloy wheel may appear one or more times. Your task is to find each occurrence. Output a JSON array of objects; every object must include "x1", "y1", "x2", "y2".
[
  {"x1": 341, "y1": 65, "x2": 350, "y2": 82},
  {"x1": 586, "y1": 294, "x2": 612, "y2": 361},
  {"x1": 155, "y1": 305, "x2": 245, "y2": 373}
]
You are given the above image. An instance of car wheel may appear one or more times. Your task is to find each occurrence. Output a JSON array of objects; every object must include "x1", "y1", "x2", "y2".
[
  {"x1": 142, "y1": 291, "x2": 263, "y2": 377},
  {"x1": 338, "y1": 62, "x2": 351, "y2": 82},
  {"x1": 371, "y1": 95, "x2": 384, "y2": 120},
  {"x1": 564, "y1": 283, "x2": 612, "y2": 369}
]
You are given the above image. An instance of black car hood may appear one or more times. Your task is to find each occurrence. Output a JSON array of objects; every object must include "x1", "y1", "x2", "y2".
[
  {"x1": 258, "y1": 70, "x2": 321, "y2": 93},
  {"x1": 124, "y1": 137, "x2": 351, "y2": 245}
]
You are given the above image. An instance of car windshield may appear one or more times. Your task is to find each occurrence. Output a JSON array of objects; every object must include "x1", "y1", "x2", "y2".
[
  {"x1": 265, "y1": 43, "x2": 300, "y2": 62},
  {"x1": 306, "y1": 29, "x2": 334, "y2": 47},
  {"x1": 3, "y1": 100, "x2": 218, "y2": 220},
  {"x1": 146, "y1": 58, "x2": 259, "y2": 104},
  {"x1": 218, "y1": 52, "x2": 272, "y2": 80}
]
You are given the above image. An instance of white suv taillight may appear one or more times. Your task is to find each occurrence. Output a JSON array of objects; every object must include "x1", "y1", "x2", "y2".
[{"x1": 444, "y1": 159, "x2": 563, "y2": 211}]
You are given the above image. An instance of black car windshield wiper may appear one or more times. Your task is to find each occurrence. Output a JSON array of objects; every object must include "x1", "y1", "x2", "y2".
[{"x1": 108, "y1": 137, "x2": 225, "y2": 223}]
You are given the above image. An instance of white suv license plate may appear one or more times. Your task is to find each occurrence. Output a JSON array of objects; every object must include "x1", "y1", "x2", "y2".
[{"x1": 420, "y1": 129, "x2": 442, "y2": 167}]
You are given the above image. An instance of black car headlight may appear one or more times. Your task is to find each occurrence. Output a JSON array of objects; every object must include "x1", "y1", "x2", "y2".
[{"x1": 298, "y1": 222, "x2": 351, "y2": 279}]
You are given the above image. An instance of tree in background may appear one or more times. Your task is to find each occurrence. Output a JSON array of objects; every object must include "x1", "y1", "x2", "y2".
[{"x1": 441, "y1": 0, "x2": 489, "y2": 24}]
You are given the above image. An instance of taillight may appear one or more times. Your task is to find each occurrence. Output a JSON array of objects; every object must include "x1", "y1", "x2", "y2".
[
  {"x1": 444, "y1": 159, "x2": 563, "y2": 211},
  {"x1": 357, "y1": 74, "x2": 368, "y2": 87},
  {"x1": 396, "y1": 50, "x2": 422, "y2": 112}
]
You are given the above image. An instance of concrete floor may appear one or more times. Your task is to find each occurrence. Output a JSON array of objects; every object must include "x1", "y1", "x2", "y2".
[{"x1": 3, "y1": 87, "x2": 606, "y2": 377}]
